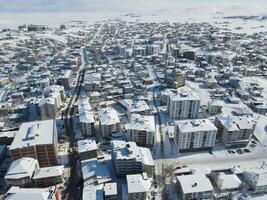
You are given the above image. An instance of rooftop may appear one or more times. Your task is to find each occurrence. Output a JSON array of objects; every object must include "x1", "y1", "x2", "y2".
[
  {"x1": 78, "y1": 139, "x2": 97, "y2": 153},
  {"x1": 176, "y1": 119, "x2": 217, "y2": 133},
  {"x1": 10, "y1": 120, "x2": 56, "y2": 150},
  {"x1": 32, "y1": 165, "x2": 64, "y2": 180},
  {"x1": 177, "y1": 174, "x2": 214, "y2": 194},
  {"x1": 104, "y1": 182, "x2": 117, "y2": 196},
  {"x1": 99, "y1": 107, "x2": 120, "y2": 126},
  {"x1": 5, "y1": 157, "x2": 38, "y2": 180},
  {"x1": 127, "y1": 173, "x2": 151, "y2": 194}
]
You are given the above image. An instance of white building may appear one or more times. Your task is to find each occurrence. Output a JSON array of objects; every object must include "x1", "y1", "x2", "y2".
[
  {"x1": 5, "y1": 157, "x2": 39, "y2": 187},
  {"x1": 175, "y1": 119, "x2": 217, "y2": 152},
  {"x1": 243, "y1": 169, "x2": 267, "y2": 195},
  {"x1": 167, "y1": 87, "x2": 201, "y2": 119},
  {"x1": 126, "y1": 114, "x2": 155, "y2": 146},
  {"x1": 104, "y1": 182, "x2": 117, "y2": 200},
  {"x1": 111, "y1": 141, "x2": 154, "y2": 177},
  {"x1": 78, "y1": 100, "x2": 95, "y2": 136},
  {"x1": 78, "y1": 139, "x2": 97, "y2": 161},
  {"x1": 4, "y1": 186, "x2": 59, "y2": 200},
  {"x1": 176, "y1": 174, "x2": 214, "y2": 200},
  {"x1": 215, "y1": 115, "x2": 256, "y2": 148},
  {"x1": 84, "y1": 72, "x2": 101, "y2": 92},
  {"x1": 99, "y1": 107, "x2": 120, "y2": 138},
  {"x1": 127, "y1": 173, "x2": 151, "y2": 200}
]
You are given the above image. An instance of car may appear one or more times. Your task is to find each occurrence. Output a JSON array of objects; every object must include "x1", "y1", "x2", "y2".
[
  {"x1": 237, "y1": 149, "x2": 244, "y2": 154},
  {"x1": 244, "y1": 148, "x2": 251, "y2": 153}
]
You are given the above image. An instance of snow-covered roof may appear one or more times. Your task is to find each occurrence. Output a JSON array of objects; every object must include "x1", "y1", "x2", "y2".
[
  {"x1": 10, "y1": 120, "x2": 56, "y2": 150},
  {"x1": 78, "y1": 139, "x2": 97, "y2": 153},
  {"x1": 216, "y1": 115, "x2": 255, "y2": 131},
  {"x1": 104, "y1": 183, "x2": 117, "y2": 196},
  {"x1": 177, "y1": 174, "x2": 214, "y2": 194},
  {"x1": 127, "y1": 173, "x2": 151, "y2": 194},
  {"x1": 78, "y1": 100, "x2": 95, "y2": 124},
  {"x1": 168, "y1": 86, "x2": 200, "y2": 101},
  {"x1": 111, "y1": 140, "x2": 154, "y2": 166},
  {"x1": 5, "y1": 157, "x2": 37, "y2": 180},
  {"x1": 99, "y1": 107, "x2": 120, "y2": 126},
  {"x1": 4, "y1": 186, "x2": 58, "y2": 200},
  {"x1": 176, "y1": 119, "x2": 217, "y2": 133},
  {"x1": 32, "y1": 165, "x2": 64, "y2": 180},
  {"x1": 216, "y1": 173, "x2": 242, "y2": 191},
  {"x1": 127, "y1": 114, "x2": 155, "y2": 132}
]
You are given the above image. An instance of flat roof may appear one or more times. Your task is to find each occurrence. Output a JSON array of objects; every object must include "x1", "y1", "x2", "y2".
[
  {"x1": 78, "y1": 139, "x2": 97, "y2": 153},
  {"x1": 127, "y1": 114, "x2": 155, "y2": 132},
  {"x1": 177, "y1": 174, "x2": 214, "y2": 194},
  {"x1": 104, "y1": 183, "x2": 117, "y2": 196},
  {"x1": 176, "y1": 119, "x2": 217, "y2": 133},
  {"x1": 99, "y1": 107, "x2": 120, "y2": 125},
  {"x1": 4, "y1": 186, "x2": 57, "y2": 200},
  {"x1": 32, "y1": 165, "x2": 64, "y2": 180},
  {"x1": 10, "y1": 120, "x2": 56, "y2": 150},
  {"x1": 127, "y1": 173, "x2": 151, "y2": 194},
  {"x1": 5, "y1": 157, "x2": 37, "y2": 180}
]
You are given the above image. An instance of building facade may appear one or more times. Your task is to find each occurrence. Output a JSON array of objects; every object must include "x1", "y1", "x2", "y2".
[{"x1": 175, "y1": 119, "x2": 217, "y2": 152}]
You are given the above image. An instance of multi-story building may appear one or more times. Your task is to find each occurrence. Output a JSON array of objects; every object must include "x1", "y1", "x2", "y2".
[
  {"x1": 243, "y1": 170, "x2": 267, "y2": 195},
  {"x1": 176, "y1": 174, "x2": 214, "y2": 200},
  {"x1": 32, "y1": 165, "x2": 64, "y2": 187},
  {"x1": 165, "y1": 68, "x2": 186, "y2": 89},
  {"x1": 77, "y1": 139, "x2": 97, "y2": 161},
  {"x1": 99, "y1": 107, "x2": 120, "y2": 138},
  {"x1": 126, "y1": 114, "x2": 155, "y2": 146},
  {"x1": 127, "y1": 173, "x2": 151, "y2": 200},
  {"x1": 57, "y1": 70, "x2": 72, "y2": 89},
  {"x1": 78, "y1": 100, "x2": 95, "y2": 136},
  {"x1": 9, "y1": 120, "x2": 58, "y2": 167},
  {"x1": 84, "y1": 72, "x2": 101, "y2": 92},
  {"x1": 215, "y1": 115, "x2": 256, "y2": 148},
  {"x1": 111, "y1": 141, "x2": 154, "y2": 177},
  {"x1": 4, "y1": 186, "x2": 60, "y2": 200},
  {"x1": 167, "y1": 87, "x2": 201, "y2": 119},
  {"x1": 36, "y1": 98, "x2": 57, "y2": 120},
  {"x1": 5, "y1": 157, "x2": 39, "y2": 187},
  {"x1": 104, "y1": 183, "x2": 117, "y2": 200},
  {"x1": 175, "y1": 119, "x2": 217, "y2": 152}
]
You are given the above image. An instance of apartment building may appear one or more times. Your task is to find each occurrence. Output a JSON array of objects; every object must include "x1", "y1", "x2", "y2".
[
  {"x1": 36, "y1": 98, "x2": 57, "y2": 120},
  {"x1": 104, "y1": 183, "x2": 117, "y2": 200},
  {"x1": 127, "y1": 173, "x2": 151, "y2": 200},
  {"x1": 58, "y1": 70, "x2": 72, "y2": 89},
  {"x1": 243, "y1": 170, "x2": 267, "y2": 195},
  {"x1": 5, "y1": 157, "x2": 39, "y2": 187},
  {"x1": 126, "y1": 114, "x2": 155, "y2": 146},
  {"x1": 215, "y1": 115, "x2": 256, "y2": 148},
  {"x1": 77, "y1": 139, "x2": 97, "y2": 161},
  {"x1": 175, "y1": 119, "x2": 217, "y2": 152},
  {"x1": 111, "y1": 141, "x2": 154, "y2": 177},
  {"x1": 78, "y1": 100, "x2": 95, "y2": 136},
  {"x1": 165, "y1": 68, "x2": 186, "y2": 89},
  {"x1": 32, "y1": 165, "x2": 64, "y2": 187},
  {"x1": 9, "y1": 120, "x2": 58, "y2": 167},
  {"x1": 167, "y1": 87, "x2": 201, "y2": 119},
  {"x1": 176, "y1": 174, "x2": 214, "y2": 200},
  {"x1": 99, "y1": 107, "x2": 120, "y2": 138},
  {"x1": 84, "y1": 72, "x2": 101, "y2": 92},
  {"x1": 4, "y1": 186, "x2": 60, "y2": 200}
]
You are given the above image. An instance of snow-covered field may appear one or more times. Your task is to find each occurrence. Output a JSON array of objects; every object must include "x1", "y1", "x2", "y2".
[{"x1": 0, "y1": 0, "x2": 266, "y2": 33}]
